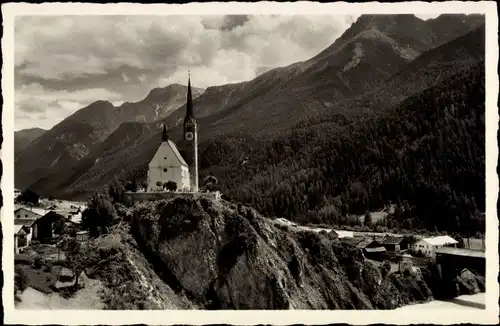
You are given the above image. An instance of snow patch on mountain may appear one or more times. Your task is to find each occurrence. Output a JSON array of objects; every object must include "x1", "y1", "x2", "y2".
[{"x1": 343, "y1": 43, "x2": 364, "y2": 72}]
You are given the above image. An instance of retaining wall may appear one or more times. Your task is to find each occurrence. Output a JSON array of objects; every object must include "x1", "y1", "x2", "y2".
[{"x1": 124, "y1": 191, "x2": 220, "y2": 203}]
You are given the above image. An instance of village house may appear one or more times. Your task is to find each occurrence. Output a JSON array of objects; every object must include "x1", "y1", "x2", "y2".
[
  {"x1": 380, "y1": 235, "x2": 409, "y2": 253},
  {"x1": 76, "y1": 230, "x2": 89, "y2": 242},
  {"x1": 14, "y1": 224, "x2": 34, "y2": 254},
  {"x1": 31, "y1": 211, "x2": 66, "y2": 242},
  {"x1": 14, "y1": 207, "x2": 42, "y2": 220},
  {"x1": 364, "y1": 246, "x2": 387, "y2": 261},
  {"x1": 399, "y1": 253, "x2": 415, "y2": 275},
  {"x1": 356, "y1": 237, "x2": 382, "y2": 250},
  {"x1": 412, "y1": 235, "x2": 458, "y2": 257}
]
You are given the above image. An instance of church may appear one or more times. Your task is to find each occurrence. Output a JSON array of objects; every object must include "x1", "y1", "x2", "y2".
[{"x1": 146, "y1": 75, "x2": 199, "y2": 193}]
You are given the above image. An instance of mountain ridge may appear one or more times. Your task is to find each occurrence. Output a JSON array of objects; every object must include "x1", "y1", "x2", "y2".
[
  {"x1": 14, "y1": 127, "x2": 47, "y2": 158},
  {"x1": 15, "y1": 84, "x2": 204, "y2": 190}
]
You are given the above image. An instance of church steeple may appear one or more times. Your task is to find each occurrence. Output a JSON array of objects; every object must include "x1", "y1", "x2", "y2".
[
  {"x1": 162, "y1": 123, "x2": 168, "y2": 142},
  {"x1": 182, "y1": 71, "x2": 198, "y2": 193},
  {"x1": 185, "y1": 71, "x2": 194, "y2": 121}
]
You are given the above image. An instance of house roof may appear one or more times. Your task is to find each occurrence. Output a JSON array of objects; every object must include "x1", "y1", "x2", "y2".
[
  {"x1": 70, "y1": 214, "x2": 82, "y2": 224},
  {"x1": 364, "y1": 246, "x2": 387, "y2": 253},
  {"x1": 356, "y1": 237, "x2": 379, "y2": 249},
  {"x1": 421, "y1": 235, "x2": 458, "y2": 246},
  {"x1": 14, "y1": 225, "x2": 25, "y2": 235},
  {"x1": 14, "y1": 207, "x2": 44, "y2": 216},
  {"x1": 381, "y1": 236, "x2": 405, "y2": 245},
  {"x1": 14, "y1": 218, "x2": 37, "y2": 226},
  {"x1": 333, "y1": 230, "x2": 354, "y2": 238},
  {"x1": 32, "y1": 211, "x2": 65, "y2": 224},
  {"x1": 340, "y1": 237, "x2": 364, "y2": 246},
  {"x1": 60, "y1": 267, "x2": 74, "y2": 277}
]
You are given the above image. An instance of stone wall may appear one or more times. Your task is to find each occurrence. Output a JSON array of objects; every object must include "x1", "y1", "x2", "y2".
[{"x1": 124, "y1": 191, "x2": 220, "y2": 203}]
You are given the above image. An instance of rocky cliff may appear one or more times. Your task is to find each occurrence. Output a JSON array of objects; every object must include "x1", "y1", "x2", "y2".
[{"x1": 129, "y1": 197, "x2": 432, "y2": 309}]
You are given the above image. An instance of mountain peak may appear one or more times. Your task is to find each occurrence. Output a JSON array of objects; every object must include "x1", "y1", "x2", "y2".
[
  {"x1": 144, "y1": 84, "x2": 205, "y2": 103},
  {"x1": 86, "y1": 100, "x2": 114, "y2": 108},
  {"x1": 16, "y1": 127, "x2": 47, "y2": 133}
]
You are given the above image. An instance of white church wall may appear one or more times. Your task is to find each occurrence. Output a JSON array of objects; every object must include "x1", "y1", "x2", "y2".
[
  {"x1": 147, "y1": 142, "x2": 191, "y2": 192},
  {"x1": 147, "y1": 166, "x2": 190, "y2": 191}
]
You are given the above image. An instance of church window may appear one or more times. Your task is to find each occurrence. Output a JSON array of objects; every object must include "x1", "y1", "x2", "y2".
[{"x1": 163, "y1": 168, "x2": 168, "y2": 172}]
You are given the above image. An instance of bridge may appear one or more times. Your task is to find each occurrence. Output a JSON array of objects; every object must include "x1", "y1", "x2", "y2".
[{"x1": 435, "y1": 247, "x2": 486, "y2": 277}]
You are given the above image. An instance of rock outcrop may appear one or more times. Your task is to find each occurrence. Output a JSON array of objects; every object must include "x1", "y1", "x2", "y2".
[{"x1": 130, "y1": 197, "x2": 433, "y2": 309}]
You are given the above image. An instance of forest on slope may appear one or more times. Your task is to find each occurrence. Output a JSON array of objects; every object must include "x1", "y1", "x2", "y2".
[{"x1": 198, "y1": 62, "x2": 485, "y2": 237}]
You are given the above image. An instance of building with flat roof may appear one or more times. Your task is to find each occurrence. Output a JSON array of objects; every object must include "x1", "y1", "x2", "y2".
[{"x1": 435, "y1": 247, "x2": 486, "y2": 277}]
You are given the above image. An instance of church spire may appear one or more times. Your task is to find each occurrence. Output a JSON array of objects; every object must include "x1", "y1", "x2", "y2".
[
  {"x1": 185, "y1": 71, "x2": 194, "y2": 121},
  {"x1": 162, "y1": 123, "x2": 168, "y2": 142}
]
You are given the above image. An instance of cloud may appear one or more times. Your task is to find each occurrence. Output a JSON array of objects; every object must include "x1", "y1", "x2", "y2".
[
  {"x1": 15, "y1": 82, "x2": 122, "y2": 130},
  {"x1": 15, "y1": 14, "x2": 357, "y2": 130}
]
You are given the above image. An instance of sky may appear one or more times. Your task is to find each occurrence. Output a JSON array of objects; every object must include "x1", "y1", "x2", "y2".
[{"x1": 14, "y1": 14, "x2": 440, "y2": 131}]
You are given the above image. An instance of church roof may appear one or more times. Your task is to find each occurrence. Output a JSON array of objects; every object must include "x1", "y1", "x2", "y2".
[
  {"x1": 166, "y1": 140, "x2": 188, "y2": 167},
  {"x1": 150, "y1": 139, "x2": 188, "y2": 167}
]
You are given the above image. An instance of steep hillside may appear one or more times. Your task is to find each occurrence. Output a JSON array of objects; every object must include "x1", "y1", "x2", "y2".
[
  {"x1": 128, "y1": 197, "x2": 433, "y2": 309},
  {"x1": 160, "y1": 14, "x2": 484, "y2": 137},
  {"x1": 343, "y1": 24, "x2": 485, "y2": 113},
  {"x1": 200, "y1": 61, "x2": 485, "y2": 236},
  {"x1": 15, "y1": 85, "x2": 204, "y2": 191},
  {"x1": 14, "y1": 127, "x2": 46, "y2": 158}
]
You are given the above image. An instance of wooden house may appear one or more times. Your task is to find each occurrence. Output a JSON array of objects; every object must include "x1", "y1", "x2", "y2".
[
  {"x1": 31, "y1": 211, "x2": 66, "y2": 242},
  {"x1": 363, "y1": 246, "x2": 387, "y2": 261},
  {"x1": 380, "y1": 235, "x2": 409, "y2": 253}
]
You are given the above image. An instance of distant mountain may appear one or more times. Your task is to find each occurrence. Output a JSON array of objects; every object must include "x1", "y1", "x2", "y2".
[
  {"x1": 14, "y1": 127, "x2": 46, "y2": 158},
  {"x1": 15, "y1": 84, "x2": 204, "y2": 191},
  {"x1": 342, "y1": 24, "x2": 485, "y2": 113},
  {"x1": 17, "y1": 14, "x2": 485, "y2": 199},
  {"x1": 163, "y1": 14, "x2": 486, "y2": 137}
]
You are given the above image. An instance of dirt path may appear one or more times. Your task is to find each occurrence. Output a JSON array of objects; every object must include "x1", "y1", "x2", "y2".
[{"x1": 15, "y1": 278, "x2": 106, "y2": 310}]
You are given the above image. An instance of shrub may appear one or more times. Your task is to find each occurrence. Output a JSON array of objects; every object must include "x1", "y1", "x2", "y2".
[
  {"x1": 380, "y1": 260, "x2": 391, "y2": 278},
  {"x1": 33, "y1": 256, "x2": 43, "y2": 269},
  {"x1": 15, "y1": 266, "x2": 28, "y2": 293},
  {"x1": 165, "y1": 181, "x2": 178, "y2": 192},
  {"x1": 17, "y1": 188, "x2": 40, "y2": 204}
]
